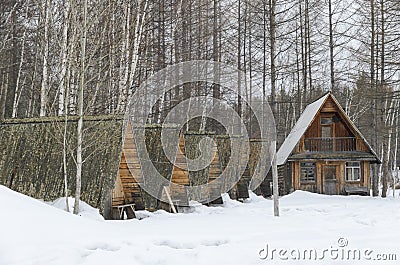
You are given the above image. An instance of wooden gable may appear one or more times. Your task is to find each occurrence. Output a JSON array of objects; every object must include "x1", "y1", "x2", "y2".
[
  {"x1": 297, "y1": 94, "x2": 370, "y2": 153},
  {"x1": 304, "y1": 96, "x2": 354, "y2": 138}
]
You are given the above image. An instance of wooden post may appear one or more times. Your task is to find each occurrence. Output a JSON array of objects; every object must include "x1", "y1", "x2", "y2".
[
  {"x1": 396, "y1": 167, "x2": 398, "y2": 198},
  {"x1": 164, "y1": 186, "x2": 177, "y2": 214},
  {"x1": 270, "y1": 141, "x2": 279, "y2": 216}
]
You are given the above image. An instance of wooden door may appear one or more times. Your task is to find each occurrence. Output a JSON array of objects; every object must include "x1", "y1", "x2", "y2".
[{"x1": 322, "y1": 165, "x2": 338, "y2": 195}]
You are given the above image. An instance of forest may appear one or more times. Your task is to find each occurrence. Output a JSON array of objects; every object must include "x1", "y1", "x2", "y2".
[{"x1": 1, "y1": 0, "x2": 400, "y2": 199}]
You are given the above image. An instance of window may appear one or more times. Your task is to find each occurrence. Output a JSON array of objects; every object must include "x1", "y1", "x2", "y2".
[
  {"x1": 320, "y1": 117, "x2": 333, "y2": 138},
  {"x1": 320, "y1": 117, "x2": 333, "y2": 125},
  {"x1": 300, "y1": 162, "x2": 316, "y2": 182},
  {"x1": 323, "y1": 165, "x2": 337, "y2": 180},
  {"x1": 346, "y1": 162, "x2": 361, "y2": 181},
  {"x1": 321, "y1": 126, "x2": 332, "y2": 138}
]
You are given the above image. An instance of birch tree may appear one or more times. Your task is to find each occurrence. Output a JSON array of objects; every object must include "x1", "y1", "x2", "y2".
[
  {"x1": 58, "y1": 0, "x2": 71, "y2": 116},
  {"x1": 73, "y1": 0, "x2": 87, "y2": 215},
  {"x1": 117, "y1": 0, "x2": 149, "y2": 113},
  {"x1": 40, "y1": 0, "x2": 51, "y2": 117},
  {"x1": 11, "y1": 25, "x2": 26, "y2": 118}
]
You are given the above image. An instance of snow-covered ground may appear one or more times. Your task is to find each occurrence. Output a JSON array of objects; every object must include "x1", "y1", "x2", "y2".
[{"x1": 0, "y1": 185, "x2": 399, "y2": 265}]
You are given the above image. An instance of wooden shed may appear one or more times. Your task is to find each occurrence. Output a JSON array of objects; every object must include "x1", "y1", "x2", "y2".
[
  {"x1": 113, "y1": 128, "x2": 226, "y2": 215},
  {"x1": 0, "y1": 116, "x2": 235, "y2": 219},
  {"x1": 275, "y1": 92, "x2": 380, "y2": 196}
]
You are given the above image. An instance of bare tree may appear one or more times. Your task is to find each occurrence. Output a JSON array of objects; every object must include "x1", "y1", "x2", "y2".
[
  {"x1": 73, "y1": 0, "x2": 87, "y2": 214},
  {"x1": 58, "y1": 0, "x2": 71, "y2": 116},
  {"x1": 40, "y1": 0, "x2": 51, "y2": 117},
  {"x1": 269, "y1": 0, "x2": 277, "y2": 115}
]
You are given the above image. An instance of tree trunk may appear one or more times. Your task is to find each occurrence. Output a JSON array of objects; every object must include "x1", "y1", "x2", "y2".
[
  {"x1": 393, "y1": 104, "x2": 398, "y2": 197},
  {"x1": 328, "y1": 0, "x2": 335, "y2": 92},
  {"x1": 63, "y1": 113, "x2": 69, "y2": 212},
  {"x1": 117, "y1": 2, "x2": 131, "y2": 113},
  {"x1": 211, "y1": 0, "x2": 220, "y2": 132},
  {"x1": 0, "y1": 74, "x2": 8, "y2": 121},
  {"x1": 237, "y1": 0, "x2": 242, "y2": 118},
  {"x1": 382, "y1": 127, "x2": 389, "y2": 197},
  {"x1": 40, "y1": 0, "x2": 51, "y2": 117},
  {"x1": 299, "y1": 1, "x2": 307, "y2": 102},
  {"x1": 305, "y1": 0, "x2": 312, "y2": 98},
  {"x1": 74, "y1": 0, "x2": 87, "y2": 215},
  {"x1": 269, "y1": 0, "x2": 277, "y2": 115},
  {"x1": 295, "y1": 14, "x2": 302, "y2": 115},
  {"x1": 128, "y1": 0, "x2": 149, "y2": 103},
  {"x1": 380, "y1": 0, "x2": 387, "y2": 198},
  {"x1": 12, "y1": 18, "x2": 28, "y2": 118},
  {"x1": 58, "y1": 0, "x2": 70, "y2": 116},
  {"x1": 262, "y1": 0, "x2": 266, "y2": 99},
  {"x1": 370, "y1": 0, "x2": 379, "y2": 197}
]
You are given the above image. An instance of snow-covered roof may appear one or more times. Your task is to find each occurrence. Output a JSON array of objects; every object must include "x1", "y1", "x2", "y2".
[{"x1": 276, "y1": 93, "x2": 330, "y2": 165}]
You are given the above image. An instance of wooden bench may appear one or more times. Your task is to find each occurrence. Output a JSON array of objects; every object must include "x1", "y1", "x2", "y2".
[
  {"x1": 112, "y1": 197, "x2": 136, "y2": 219},
  {"x1": 112, "y1": 203, "x2": 136, "y2": 220},
  {"x1": 344, "y1": 186, "x2": 369, "y2": 196}
]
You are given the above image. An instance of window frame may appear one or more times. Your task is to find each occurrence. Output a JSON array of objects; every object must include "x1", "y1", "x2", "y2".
[
  {"x1": 345, "y1": 161, "x2": 361, "y2": 182},
  {"x1": 320, "y1": 115, "x2": 334, "y2": 138},
  {"x1": 300, "y1": 162, "x2": 316, "y2": 183},
  {"x1": 320, "y1": 117, "x2": 333, "y2": 125}
]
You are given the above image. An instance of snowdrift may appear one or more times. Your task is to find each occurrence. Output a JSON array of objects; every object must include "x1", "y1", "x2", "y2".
[{"x1": 0, "y1": 185, "x2": 399, "y2": 265}]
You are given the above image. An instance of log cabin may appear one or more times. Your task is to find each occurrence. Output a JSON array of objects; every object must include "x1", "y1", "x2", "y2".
[{"x1": 276, "y1": 92, "x2": 380, "y2": 196}]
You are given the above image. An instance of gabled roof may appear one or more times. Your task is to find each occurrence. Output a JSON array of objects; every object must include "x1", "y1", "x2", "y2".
[
  {"x1": 276, "y1": 93, "x2": 329, "y2": 165},
  {"x1": 276, "y1": 92, "x2": 380, "y2": 165}
]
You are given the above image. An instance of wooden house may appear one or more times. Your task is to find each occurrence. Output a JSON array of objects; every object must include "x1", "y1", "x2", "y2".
[{"x1": 276, "y1": 92, "x2": 380, "y2": 195}]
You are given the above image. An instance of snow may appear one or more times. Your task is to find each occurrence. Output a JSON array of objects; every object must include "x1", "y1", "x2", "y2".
[
  {"x1": 1, "y1": 184, "x2": 399, "y2": 265},
  {"x1": 276, "y1": 93, "x2": 329, "y2": 165},
  {"x1": 49, "y1": 197, "x2": 104, "y2": 221}
]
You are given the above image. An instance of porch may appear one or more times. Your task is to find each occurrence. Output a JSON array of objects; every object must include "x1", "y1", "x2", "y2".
[{"x1": 304, "y1": 137, "x2": 356, "y2": 152}]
